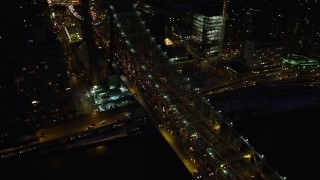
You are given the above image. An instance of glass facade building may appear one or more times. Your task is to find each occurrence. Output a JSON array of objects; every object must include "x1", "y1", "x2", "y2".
[{"x1": 192, "y1": 13, "x2": 225, "y2": 55}]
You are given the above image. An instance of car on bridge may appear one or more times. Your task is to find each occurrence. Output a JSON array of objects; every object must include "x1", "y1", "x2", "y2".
[{"x1": 87, "y1": 123, "x2": 95, "y2": 130}]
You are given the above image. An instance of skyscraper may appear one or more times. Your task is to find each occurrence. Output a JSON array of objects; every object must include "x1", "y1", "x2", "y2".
[
  {"x1": 81, "y1": 0, "x2": 100, "y2": 86},
  {"x1": 191, "y1": 0, "x2": 227, "y2": 56}
]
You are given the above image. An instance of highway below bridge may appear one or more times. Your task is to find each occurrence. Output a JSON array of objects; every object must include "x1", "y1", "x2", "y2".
[{"x1": 0, "y1": 104, "x2": 154, "y2": 159}]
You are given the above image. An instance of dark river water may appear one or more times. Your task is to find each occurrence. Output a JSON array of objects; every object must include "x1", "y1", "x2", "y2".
[
  {"x1": 1, "y1": 106, "x2": 318, "y2": 180},
  {"x1": 0, "y1": 130, "x2": 193, "y2": 180},
  {"x1": 233, "y1": 106, "x2": 319, "y2": 180}
]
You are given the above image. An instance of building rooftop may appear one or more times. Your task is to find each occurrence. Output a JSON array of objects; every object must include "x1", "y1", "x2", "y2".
[{"x1": 247, "y1": 37, "x2": 284, "y2": 48}]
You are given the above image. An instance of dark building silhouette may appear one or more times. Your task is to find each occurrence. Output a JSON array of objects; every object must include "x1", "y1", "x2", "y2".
[
  {"x1": 0, "y1": 0, "x2": 21, "y2": 146},
  {"x1": 239, "y1": 0, "x2": 287, "y2": 56},
  {"x1": 223, "y1": 0, "x2": 246, "y2": 55},
  {"x1": 18, "y1": 39, "x2": 72, "y2": 128},
  {"x1": 243, "y1": 38, "x2": 284, "y2": 69},
  {"x1": 165, "y1": 1, "x2": 193, "y2": 41},
  {"x1": 81, "y1": 0, "x2": 100, "y2": 86},
  {"x1": 137, "y1": 0, "x2": 166, "y2": 49},
  {"x1": 0, "y1": 0, "x2": 72, "y2": 147},
  {"x1": 284, "y1": 2, "x2": 320, "y2": 59}
]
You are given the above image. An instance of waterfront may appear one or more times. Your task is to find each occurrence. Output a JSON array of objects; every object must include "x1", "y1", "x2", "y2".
[
  {"x1": 0, "y1": 130, "x2": 193, "y2": 180},
  {"x1": 1, "y1": 106, "x2": 318, "y2": 180}
]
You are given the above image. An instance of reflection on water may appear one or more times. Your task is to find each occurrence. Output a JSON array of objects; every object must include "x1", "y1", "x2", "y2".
[
  {"x1": 0, "y1": 131, "x2": 194, "y2": 180},
  {"x1": 95, "y1": 145, "x2": 107, "y2": 153}
]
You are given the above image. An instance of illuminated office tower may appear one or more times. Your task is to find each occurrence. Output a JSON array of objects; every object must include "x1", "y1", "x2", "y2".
[{"x1": 192, "y1": 0, "x2": 227, "y2": 56}]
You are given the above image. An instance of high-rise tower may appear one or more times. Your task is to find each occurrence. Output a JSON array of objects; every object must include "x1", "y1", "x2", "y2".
[
  {"x1": 191, "y1": 0, "x2": 227, "y2": 56},
  {"x1": 81, "y1": 0, "x2": 100, "y2": 86}
]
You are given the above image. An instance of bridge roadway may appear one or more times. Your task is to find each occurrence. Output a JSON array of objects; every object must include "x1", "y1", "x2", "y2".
[{"x1": 108, "y1": 2, "x2": 285, "y2": 180}]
